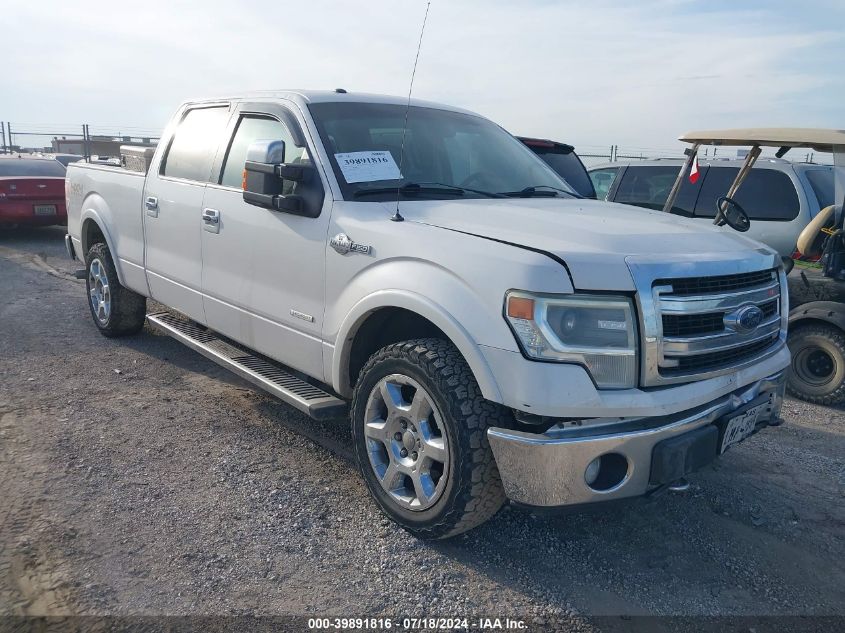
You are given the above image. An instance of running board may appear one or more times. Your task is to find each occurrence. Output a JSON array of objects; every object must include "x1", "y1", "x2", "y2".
[{"x1": 146, "y1": 312, "x2": 348, "y2": 420}]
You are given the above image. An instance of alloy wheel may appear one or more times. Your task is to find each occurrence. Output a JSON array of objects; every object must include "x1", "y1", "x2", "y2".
[
  {"x1": 363, "y1": 374, "x2": 450, "y2": 511},
  {"x1": 88, "y1": 258, "x2": 111, "y2": 324}
]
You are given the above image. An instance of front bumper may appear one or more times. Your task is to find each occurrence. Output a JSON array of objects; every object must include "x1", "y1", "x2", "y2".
[{"x1": 487, "y1": 370, "x2": 786, "y2": 507}]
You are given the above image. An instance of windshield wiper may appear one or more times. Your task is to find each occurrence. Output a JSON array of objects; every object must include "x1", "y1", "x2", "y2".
[
  {"x1": 353, "y1": 182, "x2": 503, "y2": 199},
  {"x1": 413, "y1": 182, "x2": 505, "y2": 198},
  {"x1": 500, "y1": 185, "x2": 582, "y2": 199}
]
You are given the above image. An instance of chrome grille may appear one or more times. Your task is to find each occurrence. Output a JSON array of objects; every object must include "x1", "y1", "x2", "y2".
[
  {"x1": 661, "y1": 312, "x2": 724, "y2": 337},
  {"x1": 655, "y1": 269, "x2": 776, "y2": 296},
  {"x1": 661, "y1": 298, "x2": 778, "y2": 337},
  {"x1": 627, "y1": 254, "x2": 787, "y2": 387},
  {"x1": 672, "y1": 334, "x2": 778, "y2": 372}
]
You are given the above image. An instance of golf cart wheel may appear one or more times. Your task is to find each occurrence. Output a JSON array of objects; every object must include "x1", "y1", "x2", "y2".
[{"x1": 787, "y1": 323, "x2": 845, "y2": 405}]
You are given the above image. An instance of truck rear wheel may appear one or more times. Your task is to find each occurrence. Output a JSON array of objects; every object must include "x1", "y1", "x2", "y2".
[
  {"x1": 787, "y1": 323, "x2": 845, "y2": 405},
  {"x1": 351, "y1": 338, "x2": 509, "y2": 539},
  {"x1": 85, "y1": 242, "x2": 146, "y2": 337}
]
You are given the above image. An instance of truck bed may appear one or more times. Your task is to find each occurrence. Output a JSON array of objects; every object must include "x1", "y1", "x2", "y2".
[{"x1": 66, "y1": 161, "x2": 148, "y2": 293}]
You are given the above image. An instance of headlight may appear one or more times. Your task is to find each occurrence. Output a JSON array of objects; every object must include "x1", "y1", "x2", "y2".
[{"x1": 504, "y1": 291, "x2": 638, "y2": 389}]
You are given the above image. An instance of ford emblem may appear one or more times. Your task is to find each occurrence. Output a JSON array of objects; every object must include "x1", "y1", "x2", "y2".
[{"x1": 725, "y1": 305, "x2": 765, "y2": 333}]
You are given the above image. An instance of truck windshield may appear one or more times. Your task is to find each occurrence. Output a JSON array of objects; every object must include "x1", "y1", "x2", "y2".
[{"x1": 308, "y1": 102, "x2": 576, "y2": 201}]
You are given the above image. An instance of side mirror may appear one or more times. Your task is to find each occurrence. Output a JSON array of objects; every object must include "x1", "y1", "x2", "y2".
[{"x1": 242, "y1": 140, "x2": 317, "y2": 217}]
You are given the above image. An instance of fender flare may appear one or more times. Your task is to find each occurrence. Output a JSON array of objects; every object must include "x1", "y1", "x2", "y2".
[
  {"x1": 788, "y1": 301, "x2": 845, "y2": 332},
  {"x1": 331, "y1": 289, "x2": 504, "y2": 403},
  {"x1": 79, "y1": 207, "x2": 125, "y2": 285}
]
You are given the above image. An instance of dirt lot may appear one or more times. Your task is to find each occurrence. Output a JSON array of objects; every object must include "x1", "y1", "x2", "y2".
[{"x1": 1, "y1": 227, "x2": 843, "y2": 631}]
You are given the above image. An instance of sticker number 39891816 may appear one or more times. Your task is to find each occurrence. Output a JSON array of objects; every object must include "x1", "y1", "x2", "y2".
[{"x1": 334, "y1": 151, "x2": 402, "y2": 184}]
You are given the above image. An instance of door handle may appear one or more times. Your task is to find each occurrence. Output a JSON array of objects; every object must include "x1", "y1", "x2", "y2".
[
  {"x1": 202, "y1": 208, "x2": 220, "y2": 233},
  {"x1": 145, "y1": 196, "x2": 159, "y2": 217}
]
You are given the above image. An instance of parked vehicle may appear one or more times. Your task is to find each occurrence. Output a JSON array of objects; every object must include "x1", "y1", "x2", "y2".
[
  {"x1": 65, "y1": 91, "x2": 789, "y2": 538},
  {"x1": 90, "y1": 155, "x2": 122, "y2": 166},
  {"x1": 51, "y1": 153, "x2": 85, "y2": 167},
  {"x1": 0, "y1": 156, "x2": 67, "y2": 227},
  {"x1": 518, "y1": 137, "x2": 596, "y2": 198},
  {"x1": 660, "y1": 128, "x2": 845, "y2": 405},
  {"x1": 588, "y1": 158, "x2": 833, "y2": 257}
]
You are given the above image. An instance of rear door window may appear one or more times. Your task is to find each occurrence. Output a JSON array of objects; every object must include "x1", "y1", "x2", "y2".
[
  {"x1": 694, "y1": 167, "x2": 799, "y2": 221},
  {"x1": 613, "y1": 165, "x2": 698, "y2": 215},
  {"x1": 589, "y1": 167, "x2": 620, "y2": 200},
  {"x1": 160, "y1": 106, "x2": 230, "y2": 182}
]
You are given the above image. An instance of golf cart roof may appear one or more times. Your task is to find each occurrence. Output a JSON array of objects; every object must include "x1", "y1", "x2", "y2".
[{"x1": 679, "y1": 128, "x2": 845, "y2": 152}]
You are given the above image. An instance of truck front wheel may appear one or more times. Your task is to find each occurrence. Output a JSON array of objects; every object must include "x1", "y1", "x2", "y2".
[
  {"x1": 787, "y1": 323, "x2": 845, "y2": 405},
  {"x1": 85, "y1": 242, "x2": 146, "y2": 337},
  {"x1": 351, "y1": 338, "x2": 510, "y2": 539}
]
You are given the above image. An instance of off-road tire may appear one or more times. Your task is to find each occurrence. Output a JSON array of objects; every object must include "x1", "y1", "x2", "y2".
[
  {"x1": 85, "y1": 242, "x2": 146, "y2": 337},
  {"x1": 351, "y1": 338, "x2": 511, "y2": 539},
  {"x1": 787, "y1": 323, "x2": 845, "y2": 405}
]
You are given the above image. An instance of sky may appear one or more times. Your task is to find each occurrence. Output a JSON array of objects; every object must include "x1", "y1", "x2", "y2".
[{"x1": 0, "y1": 0, "x2": 842, "y2": 154}]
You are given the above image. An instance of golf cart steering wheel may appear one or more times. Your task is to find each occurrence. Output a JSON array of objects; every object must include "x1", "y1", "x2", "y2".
[{"x1": 715, "y1": 196, "x2": 751, "y2": 232}]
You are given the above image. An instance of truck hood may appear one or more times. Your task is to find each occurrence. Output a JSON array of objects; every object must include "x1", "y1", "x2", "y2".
[{"x1": 403, "y1": 198, "x2": 769, "y2": 291}]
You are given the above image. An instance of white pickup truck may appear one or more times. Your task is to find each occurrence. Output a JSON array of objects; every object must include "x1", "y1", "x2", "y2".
[{"x1": 65, "y1": 90, "x2": 790, "y2": 538}]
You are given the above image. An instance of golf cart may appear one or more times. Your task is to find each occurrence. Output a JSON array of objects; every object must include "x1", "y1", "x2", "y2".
[{"x1": 663, "y1": 128, "x2": 845, "y2": 405}]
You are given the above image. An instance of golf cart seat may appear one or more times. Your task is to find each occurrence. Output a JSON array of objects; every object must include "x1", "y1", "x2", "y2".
[{"x1": 797, "y1": 204, "x2": 837, "y2": 257}]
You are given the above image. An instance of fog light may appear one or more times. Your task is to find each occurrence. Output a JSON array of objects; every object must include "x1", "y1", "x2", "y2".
[
  {"x1": 584, "y1": 457, "x2": 601, "y2": 486},
  {"x1": 584, "y1": 453, "x2": 629, "y2": 491}
]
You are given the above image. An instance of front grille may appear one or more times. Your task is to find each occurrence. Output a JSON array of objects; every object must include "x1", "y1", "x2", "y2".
[
  {"x1": 760, "y1": 299, "x2": 778, "y2": 319},
  {"x1": 671, "y1": 335, "x2": 779, "y2": 373},
  {"x1": 629, "y1": 256, "x2": 785, "y2": 387},
  {"x1": 656, "y1": 269, "x2": 776, "y2": 296},
  {"x1": 662, "y1": 312, "x2": 724, "y2": 337},
  {"x1": 662, "y1": 298, "x2": 779, "y2": 337}
]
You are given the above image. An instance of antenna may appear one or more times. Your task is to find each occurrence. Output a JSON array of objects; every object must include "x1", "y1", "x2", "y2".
[{"x1": 391, "y1": 1, "x2": 431, "y2": 222}]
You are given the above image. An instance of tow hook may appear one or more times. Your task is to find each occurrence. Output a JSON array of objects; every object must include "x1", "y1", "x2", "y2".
[{"x1": 668, "y1": 478, "x2": 690, "y2": 493}]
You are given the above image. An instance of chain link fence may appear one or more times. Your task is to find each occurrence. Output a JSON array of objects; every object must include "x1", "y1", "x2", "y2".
[
  {"x1": 0, "y1": 121, "x2": 823, "y2": 166},
  {"x1": 0, "y1": 121, "x2": 160, "y2": 161}
]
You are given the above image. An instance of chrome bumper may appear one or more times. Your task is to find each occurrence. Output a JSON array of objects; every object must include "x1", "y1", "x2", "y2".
[{"x1": 487, "y1": 371, "x2": 786, "y2": 507}]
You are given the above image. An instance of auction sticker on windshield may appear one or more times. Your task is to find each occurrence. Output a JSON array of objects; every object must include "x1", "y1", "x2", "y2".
[{"x1": 335, "y1": 151, "x2": 401, "y2": 183}]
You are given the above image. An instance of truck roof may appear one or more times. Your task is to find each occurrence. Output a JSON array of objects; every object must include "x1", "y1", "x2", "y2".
[{"x1": 181, "y1": 89, "x2": 481, "y2": 118}]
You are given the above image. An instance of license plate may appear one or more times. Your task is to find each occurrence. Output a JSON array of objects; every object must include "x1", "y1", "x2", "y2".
[
  {"x1": 720, "y1": 403, "x2": 765, "y2": 453},
  {"x1": 34, "y1": 204, "x2": 57, "y2": 216}
]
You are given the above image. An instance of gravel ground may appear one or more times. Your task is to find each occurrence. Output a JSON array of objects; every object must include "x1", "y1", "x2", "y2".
[{"x1": 1, "y1": 227, "x2": 844, "y2": 632}]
